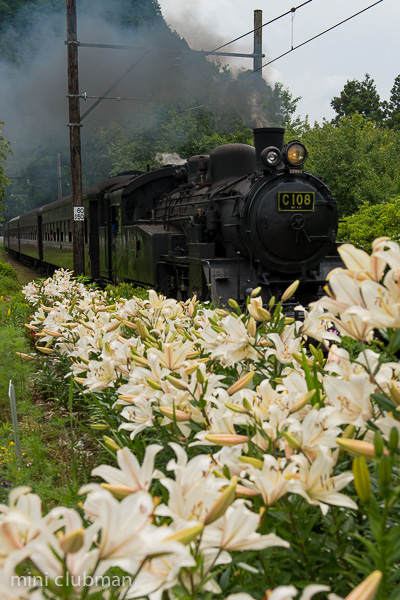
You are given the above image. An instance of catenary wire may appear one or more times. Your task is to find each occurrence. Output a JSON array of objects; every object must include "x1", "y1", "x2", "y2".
[{"x1": 84, "y1": 0, "x2": 383, "y2": 167}]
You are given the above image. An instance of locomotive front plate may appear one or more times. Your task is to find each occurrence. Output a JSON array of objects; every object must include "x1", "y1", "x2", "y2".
[{"x1": 278, "y1": 191, "x2": 315, "y2": 212}]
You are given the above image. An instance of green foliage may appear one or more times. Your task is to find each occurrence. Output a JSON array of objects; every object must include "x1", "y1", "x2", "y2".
[
  {"x1": 0, "y1": 258, "x2": 18, "y2": 279},
  {"x1": 0, "y1": 0, "x2": 163, "y2": 63},
  {"x1": 0, "y1": 121, "x2": 12, "y2": 215},
  {"x1": 104, "y1": 281, "x2": 149, "y2": 301},
  {"x1": 303, "y1": 114, "x2": 400, "y2": 216},
  {"x1": 338, "y1": 198, "x2": 400, "y2": 251},
  {"x1": 331, "y1": 73, "x2": 385, "y2": 124},
  {"x1": 383, "y1": 74, "x2": 400, "y2": 130},
  {"x1": 103, "y1": 79, "x2": 305, "y2": 176}
]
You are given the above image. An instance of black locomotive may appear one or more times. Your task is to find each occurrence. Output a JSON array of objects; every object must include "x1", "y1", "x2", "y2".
[{"x1": 4, "y1": 127, "x2": 339, "y2": 305}]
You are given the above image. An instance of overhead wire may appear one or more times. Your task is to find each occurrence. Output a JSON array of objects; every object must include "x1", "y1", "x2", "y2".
[
  {"x1": 256, "y1": 0, "x2": 383, "y2": 72},
  {"x1": 83, "y1": 0, "x2": 314, "y2": 167},
  {"x1": 83, "y1": 0, "x2": 383, "y2": 167}
]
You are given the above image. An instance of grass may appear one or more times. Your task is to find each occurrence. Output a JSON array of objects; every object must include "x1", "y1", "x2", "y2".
[{"x1": 0, "y1": 248, "x2": 102, "y2": 507}]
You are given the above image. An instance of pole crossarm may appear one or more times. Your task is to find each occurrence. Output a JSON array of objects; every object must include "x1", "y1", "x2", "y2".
[{"x1": 64, "y1": 40, "x2": 263, "y2": 59}]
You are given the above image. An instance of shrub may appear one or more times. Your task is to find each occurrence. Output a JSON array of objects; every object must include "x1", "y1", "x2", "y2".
[{"x1": 338, "y1": 197, "x2": 400, "y2": 251}]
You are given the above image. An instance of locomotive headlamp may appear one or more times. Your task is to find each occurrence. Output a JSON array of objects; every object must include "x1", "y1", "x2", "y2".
[
  {"x1": 285, "y1": 142, "x2": 308, "y2": 166},
  {"x1": 261, "y1": 146, "x2": 282, "y2": 168}
]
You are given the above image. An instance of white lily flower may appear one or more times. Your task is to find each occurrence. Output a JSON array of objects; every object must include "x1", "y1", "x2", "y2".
[
  {"x1": 83, "y1": 356, "x2": 117, "y2": 391},
  {"x1": 201, "y1": 499, "x2": 289, "y2": 551},
  {"x1": 290, "y1": 451, "x2": 358, "y2": 515},
  {"x1": 246, "y1": 455, "x2": 297, "y2": 505},
  {"x1": 148, "y1": 341, "x2": 192, "y2": 370},
  {"x1": 83, "y1": 489, "x2": 154, "y2": 574},
  {"x1": 323, "y1": 373, "x2": 374, "y2": 427},
  {"x1": 119, "y1": 396, "x2": 156, "y2": 439},
  {"x1": 210, "y1": 314, "x2": 259, "y2": 366},
  {"x1": 91, "y1": 445, "x2": 163, "y2": 497},
  {"x1": 286, "y1": 408, "x2": 341, "y2": 459}
]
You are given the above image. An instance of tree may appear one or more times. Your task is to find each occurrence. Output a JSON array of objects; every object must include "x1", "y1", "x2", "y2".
[
  {"x1": 302, "y1": 113, "x2": 400, "y2": 217},
  {"x1": 383, "y1": 74, "x2": 400, "y2": 130},
  {"x1": 0, "y1": 122, "x2": 12, "y2": 217},
  {"x1": 331, "y1": 73, "x2": 384, "y2": 124}
]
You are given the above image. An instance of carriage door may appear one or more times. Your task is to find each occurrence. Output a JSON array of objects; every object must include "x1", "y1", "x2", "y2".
[
  {"x1": 110, "y1": 204, "x2": 121, "y2": 280},
  {"x1": 99, "y1": 197, "x2": 111, "y2": 279}
]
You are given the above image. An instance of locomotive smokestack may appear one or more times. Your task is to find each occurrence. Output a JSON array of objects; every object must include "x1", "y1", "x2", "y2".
[{"x1": 253, "y1": 127, "x2": 285, "y2": 170}]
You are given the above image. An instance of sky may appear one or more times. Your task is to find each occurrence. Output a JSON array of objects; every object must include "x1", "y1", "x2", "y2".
[{"x1": 157, "y1": 0, "x2": 398, "y2": 124}]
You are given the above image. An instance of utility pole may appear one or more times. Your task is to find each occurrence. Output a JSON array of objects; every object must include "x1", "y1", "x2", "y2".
[
  {"x1": 66, "y1": 0, "x2": 85, "y2": 275},
  {"x1": 253, "y1": 9, "x2": 263, "y2": 78},
  {"x1": 57, "y1": 152, "x2": 62, "y2": 200}
]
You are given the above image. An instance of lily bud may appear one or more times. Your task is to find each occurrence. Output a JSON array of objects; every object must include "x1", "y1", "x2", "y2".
[
  {"x1": 100, "y1": 483, "x2": 133, "y2": 499},
  {"x1": 228, "y1": 298, "x2": 240, "y2": 310},
  {"x1": 225, "y1": 402, "x2": 250, "y2": 414},
  {"x1": 374, "y1": 431, "x2": 385, "y2": 458},
  {"x1": 388, "y1": 426, "x2": 399, "y2": 452},
  {"x1": 205, "y1": 433, "x2": 249, "y2": 447},
  {"x1": 235, "y1": 484, "x2": 260, "y2": 498},
  {"x1": 196, "y1": 368, "x2": 205, "y2": 384},
  {"x1": 342, "y1": 424, "x2": 356, "y2": 439},
  {"x1": 132, "y1": 355, "x2": 149, "y2": 368},
  {"x1": 79, "y1": 320, "x2": 95, "y2": 330},
  {"x1": 246, "y1": 316, "x2": 256, "y2": 337},
  {"x1": 282, "y1": 431, "x2": 301, "y2": 452},
  {"x1": 388, "y1": 381, "x2": 400, "y2": 405},
  {"x1": 227, "y1": 371, "x2": 255, "y2": 395},
  {"x1": 281, "y1": 280, "x2": 299, "y2": 303},
  {"x1": 352, "y1": 456, "x2": 371, "y2": 503},
  {"x1": 165, "y1": 523, "x2": 204, "y2": 545},
  {"x1": 43, "y1": 329, "x2": 62, "y2": 337},
  {"x1": 204, "y1": 477, "x2": 237, "y2": 525},
  {"x1": 164, "y1": 374, "x2": 189, "y2": 391},
  {"x1": 344, "y1": 570, "x2": 382, "y2": 600},
  {"x1": 336, "y1": 438, "x2": 379, "y2": 459},
  {"x1": 136, "y1": 320, "x2": 149, "y2": 340},
  {"x1": 243, "y1": 397, "x2": 253, "y2": 412},
  {"x1": 211, "y1": 324, "x2": 225, "y2": 334},
  {"x1": 121, "y1": 319, "x2": 137, "y2": 330},
  {"x1": 59, "y1": 528, "x2": 85, "y2": 554},
  {"x1": 16, "y1": 353, "x2": 36, "y2": 361},
  {"x1": 35, "y1": 346, "x2": 55, "y2": 355},
  {"x1": 90, "y1": 423, "x2": 109, "y2": 430},
  {"x1": 257, "y1": 306, "x2": 271, "y2": 321},
  {"x1": 184, "y1": 363, "x2": 199, "y2": 375},
  {"x1": 96, "y1": 304, "x2": 116, "y2": 312},
  {"x1": 103, "y1": 436, "x2": 121, "y2": 452},
  {"x1": 377, "y1": 455, "x2": 392, "y2": 489},
  {"x1": 146, "y1": 378, "x2": 162, "y2": 391},
  {"x1": 158, "y1": 406, "x2": 191, "y2": 421},
  {"x1": 289, "y1": 389, "x2": 316, "y2": 414},
  {"x1": 238, "y1": 456, "x2": 264, "y2": 469},
  {"x1": 250, "y1": 287, "x2": 262, "y2": 297}
]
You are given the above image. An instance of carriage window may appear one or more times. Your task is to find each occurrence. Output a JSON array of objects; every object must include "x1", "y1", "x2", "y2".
[
  {"x1": 111, "y1": 206, "x2": 120, "y2": 235},
  {"x1": 124, "y1": 198, "x2": 135, "y2": 225}
]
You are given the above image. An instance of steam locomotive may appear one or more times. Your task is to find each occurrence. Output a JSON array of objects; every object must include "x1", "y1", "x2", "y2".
[{"x1": 4, "y1": 127, "x2": 339, "y2": 305}]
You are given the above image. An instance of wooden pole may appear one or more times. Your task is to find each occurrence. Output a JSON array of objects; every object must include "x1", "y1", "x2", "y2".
[
  {"x1": 57, "y1": 152, "x2": 62, "y2": 200},
  {"x1": 253, "y1": 9, "x2": 263, "y2": 78},
  {"x1": 66, "y1": 0, "x2": 85, "y2": 276}
]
